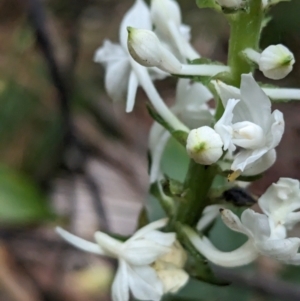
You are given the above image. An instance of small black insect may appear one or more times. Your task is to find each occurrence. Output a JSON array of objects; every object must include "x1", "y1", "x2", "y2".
[{"x1": 222, "y1": 187, "x2": 256, "y2": 207}]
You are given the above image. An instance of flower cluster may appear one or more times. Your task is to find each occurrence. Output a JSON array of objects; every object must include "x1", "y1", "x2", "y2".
[{"x1": 56, "y1": 0, "x2": 300, "y2": 301}]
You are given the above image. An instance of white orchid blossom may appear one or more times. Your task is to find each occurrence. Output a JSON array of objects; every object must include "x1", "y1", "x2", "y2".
[
  {"x1": 149, "y1": 79, "x2": 214, "y2": 183},
  {"x1": 128, "y1": 28, "x2": 230, "y2": 76},
  {"x1": 150, "y1": 0, "x2": 199, "y2": 60},
  {"x1": 213, "y1": 73, "x2": 284, "y2": 178},
  {"x1": 258, "y1": 178, "x2": 300, "y2": 238},
  {"x1": 243, "y1": 45, "x2": 295, "y2": 80},
  {"x1": 57, "y1": 219, "x2": 188, "y2": 301},
  {"x1": 186, "y1": 178, "x2": 300, "y2": 267},
  {"x1": 94, "y1": 0, "x2": 187, "y2": 132}
]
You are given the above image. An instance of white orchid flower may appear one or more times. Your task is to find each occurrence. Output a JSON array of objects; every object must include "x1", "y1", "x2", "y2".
[
  {"x1": 258, "y1": 178, "x2": 300, "y2": 238},
  {"x1": 186, "y1": 178, "x2": 300, "y2": 267},
  {"x1": 149, "y1": 79, "x2": 214, "y2": 183},
  {"x1": 128, "y1": 28, "x2": 230, "y2": 76},
  {"x1": 57, "y1": 219, "x2": 188, "y2": 301},
  {"x1": 150, "y1": 0, "x2": 199, "y2": 60},
  {"x1": 94, "y1": 1, "x2": 187, "y2": 132},
  {"x1": 243, "y1": 45, "x2": 295, "y2": 80},
  {"x1": 213, "y1": 73, "x2": 284, "y2": 178}
]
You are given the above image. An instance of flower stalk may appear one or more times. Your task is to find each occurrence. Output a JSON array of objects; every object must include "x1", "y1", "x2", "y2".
[
  {"x1": 173, "y1": 160, "x2": 218, "y2": 227},
  {"x1": 227, "y1": 0, "x2": 263, "y2": 86}
]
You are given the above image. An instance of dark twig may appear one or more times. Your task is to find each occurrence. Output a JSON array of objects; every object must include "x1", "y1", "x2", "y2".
[
  {"x1": 28, "y1": 0, "x2": 71, "y2": 132},
  {"x1": 27, "y1": 0, "x2": 108, "y2": 230},
  {"x1": 214, "y1": 266, "x2": 300, "y2": 301}
]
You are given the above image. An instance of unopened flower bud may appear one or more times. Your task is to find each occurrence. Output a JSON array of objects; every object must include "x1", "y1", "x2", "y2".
[
  {"x1": 244, "y1": 45, "x2": 295, "y2": 80},
  {"x1": 186, "y1": 126, "x2": 223, "y2": 165},
  {"x1": 259, "y1": 44, "x2": 295, "y2": 80},
  {"x1": 127, "y1": 27, "x2": 182, "y2": 73},
  {"x1": 215, "y1": 0, "x2": 245, "y2": 8}
]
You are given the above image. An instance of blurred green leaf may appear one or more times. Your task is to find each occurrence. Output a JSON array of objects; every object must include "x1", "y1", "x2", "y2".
[
  {"x1": 0, "y1": 165, "x2": 53, "y2": 225},
  {"x1": 13, "y1": 25, "x2": 35, "y2": 53},
  {"x1": 23, "y1": 116, "x2": 64, "y2": 179},
  {"x1": 0, "y1": 81, "x2": 39, "y2": 147}
]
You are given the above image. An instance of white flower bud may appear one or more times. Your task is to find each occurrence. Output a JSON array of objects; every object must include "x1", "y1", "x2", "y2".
[
  {"x1": 259, "y1": 44, "x2": 295, "y2": 80},
  {"x1": 186, "y1": 126, "x2": 223, "y2": 165},
  {"x1": 127, "y1": 27, "x2": 182, "y2": 73},
  {"x1": 215, "y1": 0, "x2": 245, "y2": 8}
]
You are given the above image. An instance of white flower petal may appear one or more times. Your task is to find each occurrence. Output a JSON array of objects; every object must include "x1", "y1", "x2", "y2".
[
  {"x1": 231, "y1": 147, "x2": 268, "y2": 172},
  {"x1": 124, "y1": 240, "x2": 171, "y2": 265},
  {"x1": 186, "y1": 228, "x2": 258, "y2": 267},
  {"x1": 176, "y1": 79, "x2": 212, "y2": 107},
  {"x1": 130, "y1": 218, "x2": 168, "y2": 240},
  {"x1": 94, "y1": 40, "x2": 127, "y2": 65},
  {"x1": 143, "y1": 231, "x2": 176, "y2": 246},
  {"x1": 214, "y1": 98, "x2": 239, "y2": 152},
  {"x1": 56, "y1": 227, "x2": 105, "y2": 255},
  {"x1": 94, "y1": 40, "x2": 131, "y2": 103},
  {"x1": 126, "y1": 71, "x2": 139, "y2": 112},
  {"x1": 94, "y1": 232, "x2": 123, "y2": 257},
  {"x1": 128, "y1": 265, "x2": 164, "y2": 301},
  {"x1": 243, "y1": 149, "x2": 276, "y2": 176},
  {"x1": 112, "y1": 260, "x2": 130, "y2": 301},
  {"x1": 257, "y1": 237, "x2": 300, "y2": 261},
  {"x1": 105, "y1": 58, "x2": 131, "y2": 103},
  {"x1": 220, "y1": 209, "x2": 250, "y2": 236},
  {"x1": 149, "y1": 129, "x2": 171, "y2": 183},
  {"x1": 197, "y1": 205, "x2": 223, "y2": 231},
  {"x1": 119, "y1": 0, "x2": 152, "y2": 49},
  {"x1": 286, "y1": 212, "x2": 300, "y2": 230},
  {"x1": 213, "y1": 80, "x2": 241, "y2": 108},
  {"x1": 266, "y1": 110, "x2": 285, "y2": 149},
  {"x1": 239, "y1": 74, "x2": 272, "y2": 130},
  {"x1": 241, "y1": 209, "x2": 271, "y2": 240}
]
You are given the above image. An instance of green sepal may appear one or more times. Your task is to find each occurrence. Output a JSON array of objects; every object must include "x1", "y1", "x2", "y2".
[
  {"x1": 150, "y1": 182, "x2": 175, "y2": 217},
  {"x1": 137, "y1": 206, "x2": 150, "y2": 228},
  {"x1": 176, "y1": 223, "x2": 229, "y2": 286},
  {"x1": 261, "y1": 15, "x2": 272, "y2": 30},
  {"x1": 161, "y1": 177, "x2": 185, "y2": 198},
  {"x1": 147, "y1": 104, "x2": 188, "y2": 147},
  {"x1": 196, "y1": 0, "x2": 220, "y2": 10}
]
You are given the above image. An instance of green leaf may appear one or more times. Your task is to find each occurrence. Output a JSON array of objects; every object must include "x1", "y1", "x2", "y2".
[
  {"x1": 147, "y1": 104, "x2": 188, "y2": 147},
  {"x1": 0, "y1": 165, "x2": 53, "y2": 225},
  {"x1": 23, "y1": 116, "x2": 64, "y2": 179},
  {"x1": 0, "y1": 81, "x2": 39, "y2": 148}
]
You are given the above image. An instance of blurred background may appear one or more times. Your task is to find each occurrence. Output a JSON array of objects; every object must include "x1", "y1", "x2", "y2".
[{"x1": 0, "y1": 0, "x2": 300, "y2": 300}]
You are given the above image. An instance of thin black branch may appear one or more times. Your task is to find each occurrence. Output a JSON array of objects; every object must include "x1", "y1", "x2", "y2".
[{"x1": 28, "y1": 0, "x2": 71, "y2": 131}]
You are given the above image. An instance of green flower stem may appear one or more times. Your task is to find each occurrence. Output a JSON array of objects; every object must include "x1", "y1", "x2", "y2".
[
  {"x1": 173, "y1": 160, "x2": 218, "y2": 227},
  {"x1": 227, "y1": 0, "x2": 263, "y2": 87}
]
